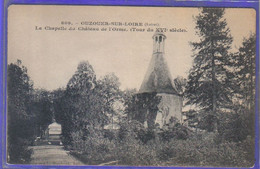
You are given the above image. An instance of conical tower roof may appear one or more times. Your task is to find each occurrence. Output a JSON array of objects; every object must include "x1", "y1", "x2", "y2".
[{"x1": 139, "y1": 32, "x2": 178, "y2": 94}]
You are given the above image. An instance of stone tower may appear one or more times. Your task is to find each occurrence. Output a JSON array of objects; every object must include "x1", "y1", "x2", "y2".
[{"x1": 139, "y1": 31, "x2": 183, "y2": 127}]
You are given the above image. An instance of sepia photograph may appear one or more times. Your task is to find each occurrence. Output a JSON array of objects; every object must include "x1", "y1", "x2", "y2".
[{"x1": 6, "y1": 5, "x2": 256, "y2": 167}]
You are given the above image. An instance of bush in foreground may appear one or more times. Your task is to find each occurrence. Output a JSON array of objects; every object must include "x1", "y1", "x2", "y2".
[{"x1": 68, "y1": 121, "x2": 255, "y2": 167}]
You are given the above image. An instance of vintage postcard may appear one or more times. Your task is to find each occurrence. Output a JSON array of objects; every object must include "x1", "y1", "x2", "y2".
[{"x1": 6, "y1": 5, "x2": 256, "y2": 167}]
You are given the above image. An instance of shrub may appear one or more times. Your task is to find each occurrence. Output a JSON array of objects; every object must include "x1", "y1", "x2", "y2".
[
  {"x1": 160, "y1": 123, "x2": 191, "y2": 141},
  {"x1": 155, "y1": 132, "x2": 254, "y2": 167},
  {"x1": 103, "y1": 129, "x2": 116, "y2": 141},
  {"x1": 70, "y1": 129, "x2": 117, "y2": 165},
  {"x1": 237, "y1": 136, "x2": 255, "y2": 167},
  {"x1": 218, "y1": 108, "x2": 254, "y2": 142},
  {"x1": 8, "y1": 138, "x2": 33, "y2": 164},
  {"x1": 68, "y1": 121, "x2": 254, "y2": 167},
  {"x1": 118, "y1": 120, "x2": 145, "y2": 141},
  {"x1": 138, "y1": 129, "x2": 156, "y2": 144},
  {"x1": 115, "y1": 137, "x2": 159, "y2": 166}
]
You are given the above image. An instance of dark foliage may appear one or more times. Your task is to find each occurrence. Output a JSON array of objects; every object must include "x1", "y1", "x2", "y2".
[
  {"x1": 125, "y1": 92, "x2": 161, "y2": 128},
  {"x1": 173, "y1": 76, "x2": 187, "y2": 95},
  {"x1": 54, "y1": 61, "x2": 123, "y2": 148},
  {"x1": 185, "y1": 8, "x2": 233, "y2": 132},
  {"x1": 232, "y1": 33, "x2": 256, "y2": 105},
  {"x1": 96, "y1": 73, "x2": 122, "y2": 129},
  {"x1": 103, "y1": 129, "x2": 117, "y2": 141},
  {"x1": 30, "y1": 89, "x2": 53, "y2": 138},
  {"x1": 160, "y1": 123, "x2": 191, "y2": 141},
  {"x1": 182, "y1": 110, "x2": 199, "y2": 129},
  {"x1": 7, "y1": 61, "x2": 34, "y2": 163},
  {"x1": 218, "y1": 105, "x2": 254, "y2": 142},
  {"x1": 118, "y1": 120, "x2": 145, "y2": 141}
]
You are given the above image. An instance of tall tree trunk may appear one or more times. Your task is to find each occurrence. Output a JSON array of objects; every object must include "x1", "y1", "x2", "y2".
[{"x1": 212, "y1": 51, "x2": 217, "y2": 132}]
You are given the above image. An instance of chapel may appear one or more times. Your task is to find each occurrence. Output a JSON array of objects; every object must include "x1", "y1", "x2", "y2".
[{"x1": 138, "y1": 31, "x2": 183, "y2": 128}]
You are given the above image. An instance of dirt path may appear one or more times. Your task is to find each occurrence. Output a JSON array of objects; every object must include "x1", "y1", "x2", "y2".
[{"x1": 30, "y1": 145, "x2": 84, "y2": 165}]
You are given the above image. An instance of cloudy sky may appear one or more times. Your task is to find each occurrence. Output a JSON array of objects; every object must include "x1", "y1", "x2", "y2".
[{"x1": 8, "y1": 5, "x2": 256, "y2": 91}]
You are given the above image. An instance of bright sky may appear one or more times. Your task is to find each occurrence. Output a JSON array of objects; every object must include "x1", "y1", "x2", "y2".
[{"x1": 8, "y1": 5, "x2": 256, "y2": 91}]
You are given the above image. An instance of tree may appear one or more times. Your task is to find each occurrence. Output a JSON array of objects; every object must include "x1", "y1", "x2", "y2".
[
  {"x1": 173, "y1": 76, "x2": 187, "y2": 95},
  {"x1": 66, "y1": 61, "x2": 103, "y2": 129},
  {"x1": 30, "y1": 89, "x2": 53, "y2": 138},
  {"x1": 122, "y1": 88, "x2": 137, "y2": 121},
  {"x1": 236, "y1": 33, "x2": 256, "y2": 137},
  {"x1": 124, "y1": 92, "x2": 161, "y2": 129},
  {"x1": 7, "y1": 60, "x2": 34, "y2": 163},
  {"x1": 67, "y1": 61, "x2": 96, "y2": 93},
  {"x1": 52, "y1": 88, "x2": 74, "y2": 146},
  {"x1": 96, "y1": 73, "x2": 122, "y2": 129},
  {"x1": 233, "y1": 34, "x2": 256, "y2": 112},
  {"x1": 185, "y1": 8, "x2": 233, "y2": 132},
  {"x1": 52, "y1": 88, "x2": 66, "y2": 124},
  {"x1": 59, "y1": 61, "x2": 111, "y2": 145},
  {"x1": 217, "y1": 34, "x2": 256, "y2": 142}
]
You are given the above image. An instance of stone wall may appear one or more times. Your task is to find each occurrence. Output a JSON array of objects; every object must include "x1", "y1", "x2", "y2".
[{"x1": 155, "y1": 93, "x2": 183, "y2": 127}]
